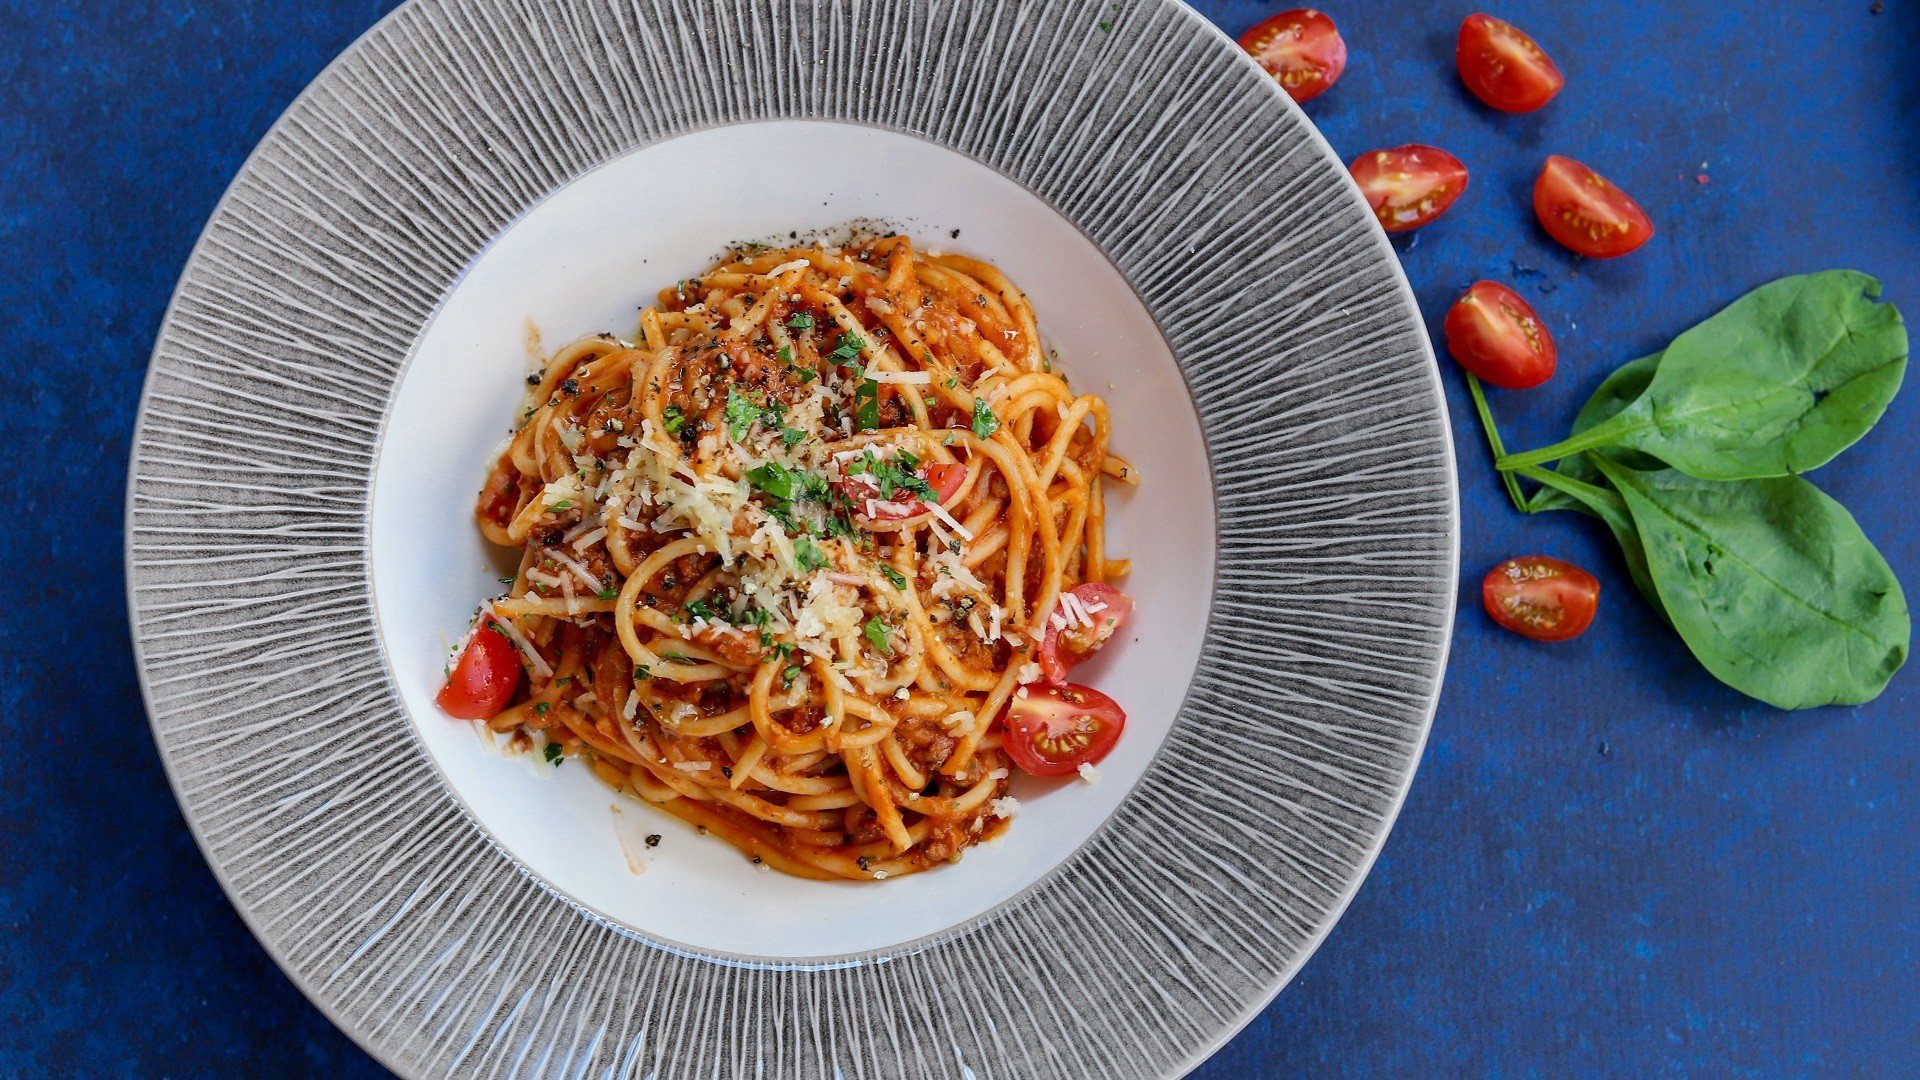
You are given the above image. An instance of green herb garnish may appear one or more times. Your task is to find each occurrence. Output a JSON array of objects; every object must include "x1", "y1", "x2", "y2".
[
  {"x1": 880, "y1": 565, "x2": 907, "y2": 589},
  {"x1": 855, "y1": 379, "x2": 881, "y2": 430},
  {"x1": 794, "y1": 537, "x2": 827, "y2": 572},
  {"x1": 542, "y1": 742, "x2": 564, "y2": 766},
  {"x1": 786, "y1": 312, "x2": 815, "y2": 330},
  {"x1": 970, "y1": 398, "x2": 1001, "y2": 439},
  {"x1": 863, "y1": 615, "x2": 892, "y2": 655},
  {"x1": 662, "y1": 406, "x2": 687, "y2": 436},
  {"x1": 827, "y1": 333, "x2": 866, "y2": 365},
  {"x1": 747, "y1": 462, "x2": 800, "y2": 502}
]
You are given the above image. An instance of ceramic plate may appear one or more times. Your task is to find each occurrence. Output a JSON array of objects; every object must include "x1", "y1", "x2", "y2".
[{"x1": 126, "y1": 1, "x2": 1457, "y2": 1076}]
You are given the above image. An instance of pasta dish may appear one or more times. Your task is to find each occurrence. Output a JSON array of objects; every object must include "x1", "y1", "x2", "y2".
[{"x1": 435, "y1": 234, "x2": 1136, "y2": 880}]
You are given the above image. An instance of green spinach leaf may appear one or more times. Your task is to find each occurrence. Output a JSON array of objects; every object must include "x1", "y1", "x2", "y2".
[
  {"x1": 1591, "y1": 457, "x2": 1909, "y2": 709},
  {"x1": 1502, "y1": 271, "x2": 1907, "y2": 480}
]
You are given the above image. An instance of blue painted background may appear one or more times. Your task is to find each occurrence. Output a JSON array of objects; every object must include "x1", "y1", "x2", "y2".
[{"x1": 2, "y1": 0, "x2": 1915, "y2": 1074}]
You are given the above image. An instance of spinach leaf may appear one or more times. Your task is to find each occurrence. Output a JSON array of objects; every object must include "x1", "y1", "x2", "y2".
[
  {"x1": 1502, "y1": 271, "x2": 1907, "y2": 480},
  {"x1": 1591, "y1": 456, "x2": 1909, "y2": 709}
]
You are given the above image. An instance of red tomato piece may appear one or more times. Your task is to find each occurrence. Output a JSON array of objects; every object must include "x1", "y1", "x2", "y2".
[
  {"x1": 1456, "y1": 13, "x2": 1565, "y2": 113},
  {"x1": 1443, "y1": 281, "x2": 1557, "y2": 389},
  {"x1": 1238, "y1": 8, "x2": 1348, "y2": 103},
  {"x1": 1483, "y1": 556, "x2": 1600, "y2": 642},
  {"x1": 1003, "y1": 683, "x2": 1127, "y2": 777},
  {"x1": 1036, "y1": 583, "x2": 1135, "y2": 685},
  {"x1": 437, "y1": 624, "x2": 523, "y2": 719},
  {"x1": 838, "y1": 459, "x2": 967, "y2": 522},
  {"x1": 1533, "y1": 155, "x2": 1654, "y2": 258},
  {"x1": 1350, "y1": 146, "x2": 1470, "y2": 232}
]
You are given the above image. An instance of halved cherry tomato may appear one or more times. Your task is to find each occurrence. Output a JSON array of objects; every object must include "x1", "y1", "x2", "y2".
[
  {"x1": 1003, "y1": 683, "x2": 1126, "y2": 777},
  {"x1": 1350, "y1": 146, "x2": 1470, "y2": 232},
  {"x1": 838, "y1": 459, "x2": 967, "y2": 522},
  {"x1": 1483, "y1": 556, "x2": 1600, "y2": 642},
  {"x1": 1037, "y1": 583, "x2": 1135, "y2": 685},
  {"x1": 1456, "y1": 13, "x2": 1564, "y2": 113},
  {"x1": 1533, "y1": 155, "x2": 1654, "y2": 258},
  {"x1": 437, "y1": 624, "x2": 523, "y2": 719},
  {"x1": 1238, "y1": 9, "x2": 1347, "y2": 104},
  {"x1": 1444, "y1": 281, "x2": 1557, "y2": 389}
]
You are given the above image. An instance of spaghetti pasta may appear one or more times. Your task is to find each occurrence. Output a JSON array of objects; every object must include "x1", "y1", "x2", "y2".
[{"x1": 448, "y1": 234, "x2": 1135, "y2": 881}]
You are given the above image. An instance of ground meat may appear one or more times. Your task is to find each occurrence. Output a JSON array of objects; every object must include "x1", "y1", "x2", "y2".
[{"x1": 896, "y1": 715, "x2": 957, "y2": 772}]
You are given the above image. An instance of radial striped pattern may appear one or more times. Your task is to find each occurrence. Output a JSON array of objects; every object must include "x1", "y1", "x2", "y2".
[{"x1": 126, "y1": 1, "x2": 1457, "y2": 1076}]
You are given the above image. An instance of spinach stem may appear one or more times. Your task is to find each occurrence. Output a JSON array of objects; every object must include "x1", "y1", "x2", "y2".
[
  {"x1": 1513, "y1": 463, "x2": 1627, "y2": 514},
  {"x1": 1465, "y1": 374, "x2": 1529, "y2": 513},
  {"x1": 1494, "y1": 422, "x2": 1625, "y2": 473}
]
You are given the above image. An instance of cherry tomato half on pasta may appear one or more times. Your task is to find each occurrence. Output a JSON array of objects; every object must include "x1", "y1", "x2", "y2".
[
  {"x1": 1238, "y1": 8, "x2": 1348, "y2": 103},
  {"x1": 1444, "y1": 281, "x2": 1557, "y2": 389},
  {"x1": 1003, "y1": 683, "x2": 1127, "y2": 776},
  {"x1": 1533, "y1": 155, "x2": 1655, "y2": 258},
  {"x1": 1350, "y1": 145, "x2": 1470, "y2": 232},
  {"x1": 1037, "y1": 582, "x2": 1135, "y2": 685},
  {"x1": 1456, "y1": 13, "x2": 1565, "y2": 113},
  {"x1": 838, "y1": 460, "x2": 967, "y2": 523},
  {"x1": 437, "y1": 624, "x2": 523, "y2": 719},
  {"x1": 1483, "y1": 556, "x2": 1600, "y2": 642}
]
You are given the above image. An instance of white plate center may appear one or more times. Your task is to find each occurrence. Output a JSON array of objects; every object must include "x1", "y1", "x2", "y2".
[{"x1": 369, "y1": 120, "x2": 1214, "y2": 961}]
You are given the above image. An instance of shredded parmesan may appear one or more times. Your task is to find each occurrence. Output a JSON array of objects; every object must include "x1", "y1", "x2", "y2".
[
  {"x1": 927, "y1": 500, "x2": 974, "y2": 541},
  {"x1": 546, "y1": 548, "x2": 604, "y2": 592}
]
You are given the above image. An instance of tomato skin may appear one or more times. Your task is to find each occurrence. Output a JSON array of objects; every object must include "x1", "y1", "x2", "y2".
[
  {"x1": 437, "y1": 625, "x2": 523, "y2": 719},
  {"x1": 1483, "y1": 556, "x2": 1600, "y2": 642},
  {"x1": 1350, "y1": 145, "x2": 1470, "y2": 233},
  {"x1": 924, "y1": 462, "x2": 967, "y2": 505},
  {"x1": 1456, "y1": 13, "x2": 1564, "y2": 113},
  {"x1": 1003, "y1": 683, "x2": 1127, "y2": 777},
  {"x1": 1037, "y1": 583, "x2": 1135, "y2": 685},
  {"x1": 840, "y1": 460, "x2": 967, "y2": 522},
  {"x1": 1533, "y1": 155, "x2": 1654, "y2": 258},
  {"x1": 1444, "y1": 281, "x2": 1557, "y2": 390},
  {"x1": 1238, "y1": 9, "x2": 1348, "y2": 103}
]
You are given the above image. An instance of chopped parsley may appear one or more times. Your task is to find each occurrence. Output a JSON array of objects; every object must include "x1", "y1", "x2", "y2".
[
  {"x1": 546, "y1": 500, "x2": 573, "y2": 512},
  {"x1": 780, "y1": 663, "x2": 803, "y2": 687},
  {"x1": 534, "y1": 701, "x2": 551, "y2": 716},
  {"x1": 845, "y1": 451, "x2": 933, "y2": 502},
  {"x1": 724, "y1": 388, "x2": 760, "y2": 441},
  {"x1": 864, "y1": 615, "x2": 892, "y2": 655},
  {"x1": 777, "y1": 345, "x2": 794, "y2": 364},
  {"x1": 747, "y1": 462, "x2": 802, "y2": 502},
  {"x1": 827, "y1": 333, "x2": 866, "y2": 365},
  {"x1": 781, "y1": 426, "x2": 807, "y2": 450},
  {"x1": 794, "y1": 537, "x2": 827, "y2": 572},
  {"x1": 970, "y1": 397, "x2": 1002, "y2": 439},
  {"x1": 854, "y1": 379, "x2": 881, "y2": 430},
  {"x1": 786, "y1": 312, "x2": 815, "y2": 330},
  {"x1": 597, "y1": 587, "x2": 619, "y2": 601},
  {"x1": 683, "y1": 596, "x2": 717, "y2": 621},
  {"x1": 880, "y1": 565, "x2": 907, "y2": 589},
  {"x1": 542, "y1": 742, "x2": 564, "y2": 765},
  {"x1": 661, "y1": 406, "x2": 687, "y2": 436}
]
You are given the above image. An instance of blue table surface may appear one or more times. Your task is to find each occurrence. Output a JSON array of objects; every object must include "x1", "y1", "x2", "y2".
[{"x1": 4, "y1": 0, "x2": 1916, "y2": 1075}]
